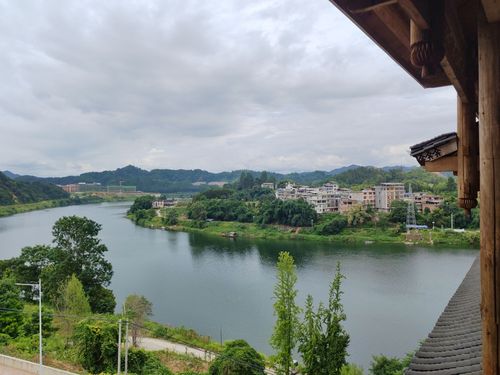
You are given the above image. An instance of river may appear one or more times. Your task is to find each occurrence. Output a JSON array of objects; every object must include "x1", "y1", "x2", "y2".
[{"x1": 0, "y1": 202, "x2": 478, "y2": 369}]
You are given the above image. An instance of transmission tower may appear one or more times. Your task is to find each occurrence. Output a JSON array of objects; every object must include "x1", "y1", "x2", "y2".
[{"x1": 406, "y1": 184, "x2": 417, "y2": 230}]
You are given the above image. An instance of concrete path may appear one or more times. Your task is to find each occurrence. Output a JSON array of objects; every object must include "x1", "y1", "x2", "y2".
[
  {"x1": 0, "y1": 365, "x2": 33, "y2": 375},
  {"x1": 135, "y1": 336, "x2": 215, "y2": 361},
  {"x1": 136, "y1": 336, "x2": 277, "y2": 375}
]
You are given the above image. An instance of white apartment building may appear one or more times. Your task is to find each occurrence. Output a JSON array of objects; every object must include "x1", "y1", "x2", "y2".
[
  {"x1": 374, "y1": 183, "x2": 405, "y2": 211},
  {"x1": 275, "y1": 182, "x2": 341, "y2": 214}
]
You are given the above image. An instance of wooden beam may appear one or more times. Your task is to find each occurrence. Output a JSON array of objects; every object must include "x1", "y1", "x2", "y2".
[
  {"x1": 441, "y1": 0, "x2": 475, "y2": 103},
  {"x1": 482, "y1": 0, "x2": 500, "y2": 23},
  {"x1": 423, "y1": 155, "x2": 457, "y2": 172},
  {"x1": 373, "y1": 5, "x2": 410, "y2": 47},
  {"x1": 478, "y1": 9, "x2": 500, "y2": 375},
  {"x1": 398, "y1": 0, "x2": 430, "y2": 29},
  {"x1": 457, "y1": 96, "x2": 479, "y2": 212},
  {"x1": 348, "y1": 0, "x2": 398, "y2": 14}
]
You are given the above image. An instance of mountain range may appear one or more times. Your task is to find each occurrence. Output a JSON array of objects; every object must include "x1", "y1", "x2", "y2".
[{"x1": 3, "y1": 164, "x2": 417, "y2": 193}]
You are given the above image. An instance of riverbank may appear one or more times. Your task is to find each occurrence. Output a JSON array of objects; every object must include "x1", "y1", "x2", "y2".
[
  {"x1": 0, "y1": 195, "x2": 135, "y2": 218},
  {"x1": 128, "y1": 210, "x2": 480, "y2": 248}
]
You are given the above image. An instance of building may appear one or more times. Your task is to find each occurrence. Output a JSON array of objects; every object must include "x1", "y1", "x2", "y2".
[
  {"x1": 152, "y1": 199, "x2": 175, "y2": 209},
  {"x1": 261, "y1": 182, "x2": 275, "y2": 190},
  {"x1": 275, "y1": 182, "x2": 342, "y2": 214},
  {"x1": 412, "y1": 193, "x2": 443, "y2": 213},
  {"x1": 59, "y1": 184, "x2": 79, "y2": 193},
  {"x1": 374, "y1": 183, "x2": 405, "y2": 212}
]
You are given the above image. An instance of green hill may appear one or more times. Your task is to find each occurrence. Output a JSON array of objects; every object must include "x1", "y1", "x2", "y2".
[{"x1": 0, "y1": 172, "x2": 69, "y2": 205}]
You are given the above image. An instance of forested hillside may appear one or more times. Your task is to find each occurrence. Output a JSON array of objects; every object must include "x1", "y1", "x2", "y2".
[
  {"x1": 331, "y1": 166, "x2": 456, "y2": 194},
  {"x1": 0, "y1": 172, "x2": 68, "y2": 205},
  {"x1": 8, "y1": 164, "x2": 410, "y2": 193}
]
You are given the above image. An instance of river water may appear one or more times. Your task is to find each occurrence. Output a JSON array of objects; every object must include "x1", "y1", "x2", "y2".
[{"x1": 0, "y1": 202, "x2": 478, "y2": 369}]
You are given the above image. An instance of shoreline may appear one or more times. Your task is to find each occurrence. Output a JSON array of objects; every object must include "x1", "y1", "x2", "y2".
[
  {"x1": 128, "y1": 212, "x2": 480, "y2": 248},
  {"x1": 0, "y1": 195, "x2": 134, "y2": 218}
]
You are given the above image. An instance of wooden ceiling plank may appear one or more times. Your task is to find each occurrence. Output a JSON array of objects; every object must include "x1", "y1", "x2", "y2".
[
  {"x1": 440, "y1": 0, "x2": 475, "y2": 103},
  {"x1": 398, "y1": 0, "x2": 430, "y2": 29},
  {"x1": 373, "y1": 6, "x2": 410, "y2": 47},
  {"x1": 481, "y1": 0, "x2": 500, "y2": 23},
  {"x1": 349, "y1": 0, "x2": 399, "y2": 14}
]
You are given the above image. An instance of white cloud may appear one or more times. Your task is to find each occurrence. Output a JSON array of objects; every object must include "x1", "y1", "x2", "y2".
[{"x1": 0, "y1": 0, "x2": 456, "y2": 176}]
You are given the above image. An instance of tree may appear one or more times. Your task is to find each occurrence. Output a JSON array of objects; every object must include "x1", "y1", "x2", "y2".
[
  {"x1": 124, "y1": 294, "x2": 153, "y2": 347},
  {"x1": 209, "y1": 339, "x2": 266, "y2": 375},
  {"x1": 298, "y1": 295, "x2": 322, "y2": 374},
  {"x1": 369, "y1": 354, "x2": 413, "y2": 375},
  {"x1": 73, "y1": 319, "x2": 118, "y2": 374},
  {"x1": 187, "y1": 201, "x2": 208, "y2": 221},
  {"x1": 0, "y1": 276, "x2": 23, "y2": 338},
  {"x1": 17, "y1": 216, "x2": 115, "y2": 313},
  {"x1": 341, "y1": 364, "x2": 364, "y2": 375},
  {"x1": 321, "y1": 263, "x2": 350, "y2": 375},
  {"x1": 56, "y1": 274, "x2": 91, "y2": 340},
  {"x1": 298, "y1": 263, "x2": 349, "y2": 375},
  {"x1": 388, "y1": 200, "x2": 408, "y2": 224},
  {"x1": 164, "y1": 209, "x2": 178, "y2": 225},
  {"x1": 128, "y1": 195, "x2": 155, "y2": 214},
  {"x1": 270, "y1": 252, "x2": 301, "y2": 375}
]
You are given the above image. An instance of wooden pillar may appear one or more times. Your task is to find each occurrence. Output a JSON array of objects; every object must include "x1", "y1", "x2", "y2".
[
  {"x1": 457, "y1": 96, "x2": 479, "y2": 214},
  {"x1": 478, "y1": 9, "x2": 500, "y2": 375}
]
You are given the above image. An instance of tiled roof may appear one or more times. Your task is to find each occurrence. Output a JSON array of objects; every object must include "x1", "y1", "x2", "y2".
[
  {"x1": 409, "y1": 133, "x2": 457, "y2": 157},
  {"x1": 406, "y1": 257, "x2": 482, "y2": 375}
]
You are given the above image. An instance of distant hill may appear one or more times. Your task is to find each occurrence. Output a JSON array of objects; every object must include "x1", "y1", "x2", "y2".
[
  {"x1": 2, "y1": 170, "x2": 20, "y2": 179},
  {"x1": 8, "y1": 164, "x2": 421, "y2": 194},
  {"x1": 0, "y1": 172, "x2": 69, "y2": 205}
]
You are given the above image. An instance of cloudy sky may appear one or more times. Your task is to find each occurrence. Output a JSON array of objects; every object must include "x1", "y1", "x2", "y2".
[{"x1": 0, "y1": 0, "x2": 456, "y2": 176}]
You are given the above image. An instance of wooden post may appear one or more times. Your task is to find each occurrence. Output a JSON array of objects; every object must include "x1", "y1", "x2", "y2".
[
  {"x1": 457, "y1": 96, "x2": 479, "y2": 214},
  {"x1": 478, "y1": 9, "x2": 500, "y2": 375}
]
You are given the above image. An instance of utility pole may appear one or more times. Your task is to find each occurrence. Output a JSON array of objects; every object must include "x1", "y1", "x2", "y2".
[
  {"x1": 451, "y1": 213, "x2": 454, "y2": 229},
  {"x1": 117, "y1": 319, "x2": 122, "y2": 375},
  {"x1": 16, "y1": 279, "x2": 43, "y2": 374},
  {"x1": 124, "y1": 320, "x2": 129, "y2": 375}
]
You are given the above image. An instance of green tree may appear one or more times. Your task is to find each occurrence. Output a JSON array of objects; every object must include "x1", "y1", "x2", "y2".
[
  {"x1": 124, "y1": 294, "x2": 153, "y2": 347},
  {"x1": 341, "y1": 364, "x2": 364, "y2": 375},
  {"x1": 270, "y1": 252, "x2": 301, "y2": 375},
  {"x1": 56, "y1": 274, "x2": 91, "y2": 340},
  {"x1": 21, "y1": 305, "x2": 55, "y2": 338},
  {"x1": 128, "y1": 195, "x2": 155, "y2": 214},
  {"x1": 298, "y1": 263, "x2": 349, "y2": 375},
  {"x1": 17, "y1": 216, "x2": 115, "y2": 313},
  {"x1": 209, "y1": 339, "x2": 265, "y2": 375},
  {"x1": 388, "y1": 200, "x2": 408, "y2": 224},
  {"x1": 0, "y1": 276, "x2": 23, "y2": 338},
  {"x1": 164, "y1": 209, "x2": 179, "y2": 225},
  {"x1": 321, "y1": 263, "x2": 349, "y2": 375},
  {"x1": 370, "y1": 352, "x2": 413, "y2": 375},
  {"x1": 187, "y1": 201, "x2": 208, "y2": 221},
  {"x1": 73, "y1": 318, "x2": 118, "y2": 374},
  {"x1": 298, "y1": 295, "x2": 322, "y2": 374}
]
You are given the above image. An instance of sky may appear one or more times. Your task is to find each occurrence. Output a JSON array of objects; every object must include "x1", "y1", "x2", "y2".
[{"x1": 0, "y1": 0, "x2": 456, "y2": 177}]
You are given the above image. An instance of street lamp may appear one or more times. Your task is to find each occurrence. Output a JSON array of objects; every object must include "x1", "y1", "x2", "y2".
[{"x1": 16, "y1": 279, "x2": 43, "y2": 373}]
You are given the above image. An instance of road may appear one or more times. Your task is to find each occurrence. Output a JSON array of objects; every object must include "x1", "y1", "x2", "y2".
[
  {"x1": 136, "y1": 336, "x2": 277, "y2": 374},
  {"x1": 0, "y1": 366, "x2": 33, "y2": 375},
  {"x1": 136, "y1": 336, "x2": 215, "y2": 361}
]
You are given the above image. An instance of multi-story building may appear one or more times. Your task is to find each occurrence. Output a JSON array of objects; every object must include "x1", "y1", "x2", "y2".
[
  {"x1": 261, "y1": 182, "x2": 275, "y2": 190},
  {"x1": 275, "y1": 182, "x2": 342, "y2": 214},
  {"x1": 413, "y1": 193, "x2": 443, "y2": 213},
  {"x1": 362, "y1": 188, "x2": 376, "y2": 208},
  {"x1": 374, "y1": 183, "x2": 405, "y2": 211}
]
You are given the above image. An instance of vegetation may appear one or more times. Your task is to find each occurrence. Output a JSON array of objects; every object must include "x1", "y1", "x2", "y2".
[
  {"x1": 0, "y1": 194, "x2": 132, "y2": 218},
  {"x1": 55, "y1": 275, "x2": 92, "y2": 341},
  {"x1": 124, "y1": 294, "x2": 153, "y2": 346},
  {"x1": 369, "y1": 353, "x2": 413, "y2": 375},
  {"x1": 0, "y1": 172, "x2": 68, "y2": 206},
  {"x1": 299, "y1": 263, "x2": 349, "y2": 375},
  {"x1": 3, "y1": 216, "x2": 115, "y2": 313},
  {"x1": 209, "y1": 340, "x2": 265, "y2": 375},
  {"x1": 270, "y1": 252, "x2": 301, "y2": 375}
]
